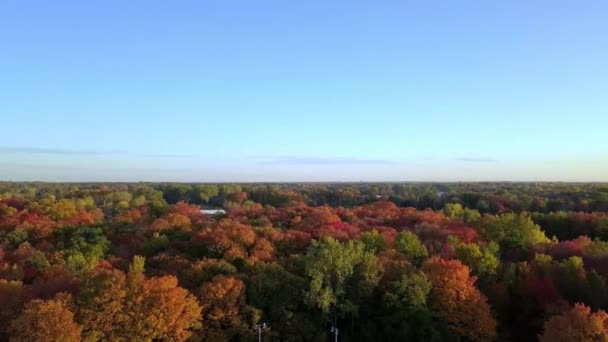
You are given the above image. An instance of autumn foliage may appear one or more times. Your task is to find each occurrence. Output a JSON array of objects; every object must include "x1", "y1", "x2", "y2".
[
  {"x1": 539, "y1": 303, "x2": 608, "y2": 342},
  {"x1": 8, "y1": 293, "x2": 82, "y2": 342},
  {"x1": 422, "y1": 257, "x2": 497, "y2": 341},
  {"x1": 1, "y1": 182, "x2": 608, "y2": 341}
]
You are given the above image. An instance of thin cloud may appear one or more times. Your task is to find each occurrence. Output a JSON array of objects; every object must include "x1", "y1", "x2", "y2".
[
  {"x1": 0, "y1": 146, "x2": 193, "y2": 159},
  {"x1": 143, "y1": 153, "x2": 195, "y2": 159},
  {"x1": 544, "y1": 159, "x2": 603, "y2": 165},
  {"x1": 0, "y1": 146, "x2": 121, "y2": 155},
  {"x1": 259, "y1": 156, "x2": 397, "y2": 166},
  {"x1": 455, "y1": 157, "x2": 498, "y2": 163}
]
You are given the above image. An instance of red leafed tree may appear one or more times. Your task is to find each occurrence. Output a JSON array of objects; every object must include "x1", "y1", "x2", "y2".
[
  {"x1": 540, "y1": 236, "x2": 591, "y2": 260},
  {"x1": 0, "y1": 198, "x2": 25, "y2": 211},
  {"x1": 14, "y1": 213, "x2": 57, "y2": 240},
  {"x1": 113, "y1": 207, "x2": 144, "y2": 225},
  {"x1": 0, "y1": 280, "x2": 25, "y2": 337},
  {"x1": 194, "y1": 220, "x2": 256, "y2": 261},
  {"x1": 63, "y1": 208, "x2": 104, "y2": 226},
  {"x1": 297, "y1": 206, "x2": 342, "y2": 233},
  {"x1": 353, "y1": 201, "x2": 399, "y2": 221},
  {"x1": 249, "y1": 237, "x2": 275, "y2": 263},
  {"x1": 446, "y1": 224, "x2": 479, "y2": 243},
  {"x1": 28, "y1": 266, "x2": 81, "y2": 300},
  {"x1": 395, "y1": 207, "x2": 446, "y2": 227},
  {"x1": 378, "y1": 249, "x2": 413, "y2": 286},
  {"x1": 169, "y1": 201, "x2": 203, "y2": 220},
  {"x1": 275, "y1": 230, "x2": 312, "y2": 253},
  {"x1": 228, "y1": 191, "x2": 248, "y2": 204},
  {"x1": 371, "y1": 226, "x2": 399, "y2": 246}
]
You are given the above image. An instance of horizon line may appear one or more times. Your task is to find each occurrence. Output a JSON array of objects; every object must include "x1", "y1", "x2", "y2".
[{"x1": 1, "y1": 180, "x2": 607, "y2": 184}]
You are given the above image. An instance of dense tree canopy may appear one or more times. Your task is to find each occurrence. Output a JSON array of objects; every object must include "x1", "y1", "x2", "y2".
[{"x1": 0, "y1": 182, "x2": 608, "y2": 341}]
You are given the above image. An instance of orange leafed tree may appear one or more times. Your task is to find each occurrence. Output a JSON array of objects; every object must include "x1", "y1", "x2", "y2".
[
  {"x1": 121, "y1": 256, "x2": 202, "y2": 342},
  {"x1": 76, "y1": 268, "x2": 127, "y2": 341},
  {"x1": 76, "y1": 257, "x2": 201, "y2": 342},
  {"x1": 422, "y1": 257, "x2": 497, "y2": 342},
  {"x1": 150, "y1": 217, "x2": 171, "y2": 232},
  {"x1": 8, "y1": 293, "x2": 82, "y2": 342},
  {"x1": 139, "y1": 275, "x2": 203, "y2": 341},
  {"x1": 166, "y1": 213, "x2": 192, "y2": 230},
  {"x1": 199, "y1": 274, "x2": 245, "y2": 328},
  {"x1": 539, "y1": 303, "x2": 608, "y2": 342},
  {"x1": 195, "y1": 220, "x2": 257, "y2": 261}
]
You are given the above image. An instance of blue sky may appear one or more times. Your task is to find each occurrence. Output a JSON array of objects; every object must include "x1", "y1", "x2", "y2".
[{"x1": 1, "y1": 0, "x2": 607, "y2": 182}]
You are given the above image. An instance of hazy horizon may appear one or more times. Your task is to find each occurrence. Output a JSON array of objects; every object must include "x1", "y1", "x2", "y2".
[{"x1": 2, "y1": 1, "x2": 607, "y2": 182}]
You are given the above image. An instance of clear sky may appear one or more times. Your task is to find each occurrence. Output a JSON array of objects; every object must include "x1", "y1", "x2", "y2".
[{"x1": 1, "y1": 1, "x2": 607, "y2": 182}]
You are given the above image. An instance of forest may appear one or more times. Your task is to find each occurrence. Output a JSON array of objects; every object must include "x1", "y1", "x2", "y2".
[{"x1": 1, "y1": 182, "x2": 608, "y2": 341}]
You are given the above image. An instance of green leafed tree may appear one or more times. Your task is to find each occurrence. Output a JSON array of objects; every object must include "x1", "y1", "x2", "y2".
[
  {"x1": 360, "y1": 230, "x2": 387, "y2": 253},
  {"x1": 393, "y1": 231, "x2": 429, "y2": 265},
  {"x1": 303, "y1": 236, "x2": 382, "y2": 320},
  {"x1": 482, "y1": 213, "x2": 549, "y2": 250},
  {"x1": 56, "y1": 226, "x2": 109, "y2": 274},
  {"x1": 454, "y1": 241, "x2": 500, "y2": 278}
]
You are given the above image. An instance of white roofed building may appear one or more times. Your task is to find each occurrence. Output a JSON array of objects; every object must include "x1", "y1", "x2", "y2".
[{"x1": 200, "y1": 209, "x2": 226, "y2": 215}]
